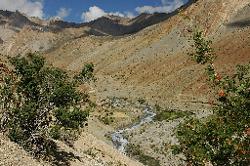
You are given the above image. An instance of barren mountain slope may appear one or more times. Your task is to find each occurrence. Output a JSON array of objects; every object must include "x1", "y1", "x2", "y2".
[
  {"x1": 1, "y1": 0, "x2": 245, "y2": 109},
  {"x1": 0, "y1": 0, "x2": 250, "y2": 165},
  {"x1": 0, "y1": 134, "x2": 49, "y2": 166},
  {"x1": 43, "y1": 0, "x2": 250, "y2": 109}
]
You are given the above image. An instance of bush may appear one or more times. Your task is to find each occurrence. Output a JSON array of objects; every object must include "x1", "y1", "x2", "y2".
[
  {"x1": 154, "y1": 107, "x2": 193, "y2": 122},
  {"x1": 0, "y1": 53, "x2": 89, "y2": 157},
  {"x1": 74, "y1": 63, "x2": 95, "y2": 83},
  {"x1": 54, "y1": 107, "x2": 89, "y2": 129},
  {"x1": 177, "y1": 113, "x2": 249, "y2": 165},
  {"x1": 188, "y1": 30, "x2": 215, "y2": 64},
  {"x1": 175, "y1": 33, "x2": 250, "y2": 165},
  {"x1": 126, "y1": 143, "x2": 160, "y2": 166}
]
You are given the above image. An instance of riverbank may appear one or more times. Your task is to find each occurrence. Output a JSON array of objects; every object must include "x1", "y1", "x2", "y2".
[{"x1": 88, "y1": 97, "x2": 210, "y2": 166}]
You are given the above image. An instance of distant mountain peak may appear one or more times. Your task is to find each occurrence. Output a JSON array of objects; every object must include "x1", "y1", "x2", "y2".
[{"x1": 0, "y1": 0, "x2": 193, "y2": 37}]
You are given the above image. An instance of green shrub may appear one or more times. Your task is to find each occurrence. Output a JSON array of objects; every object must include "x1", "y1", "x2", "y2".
[
  {"x1": 126, "y1": 143, "x2": 160, "y2": 166},
  {"x1": 49, "y1": 125, "x2": 61, "y2": 140},
  {"x1": 0, "y1": 53, "x2": 89, "y2": 157},
  {"x1": 74, "y1": 63, "x2": 95, "y2": 83},
  {"x1": 177, "y1": 114, "x2": 249, "y2": 165},
  {"x1": 176, "y1": 33, "x2": 250, "y2": 165},
  {"x1": 154, "y1": 108, "x2": 193, "y2": 122},
  {"x1": 188, "y1": 30, "x2": 215, "y2": 64},
  {"x1": 137, "y1": 98, "x2": 146, "y2": 104},
  {"x1": 98, "y1": 112, "x2": 114, "y2": 125},
  {"x1": 55, "y1": 107, "x2": 89, "y2": 129}
]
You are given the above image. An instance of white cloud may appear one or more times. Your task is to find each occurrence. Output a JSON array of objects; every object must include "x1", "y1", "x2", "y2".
[
  {"x1": 136, "y1": 0, "x2": 185, "y2": 14},
  {"x1": 56, "y1": 8, "x2": 71, "y2": 19},
  {"x1": 81, "y1": 6, "x2": 106, "y2": 22},
  {"x1": 124, "y1": 11, "x2": 135, "y2": 18},
  {"x1": 51, "y1": 7, "x2": 71, "y2": 20},
  {"x1": 161, "y1": 0, "x2": 172, "y2": 6},
  {"x1": 81, "y1": 6, "x2": 135, "y2": 22},
  {"x1": 109, "y1": 12, "x2": 125, "y2": 18},
  {"x1": 0, "y1": 0, "x2": 44, "y2": 18}
]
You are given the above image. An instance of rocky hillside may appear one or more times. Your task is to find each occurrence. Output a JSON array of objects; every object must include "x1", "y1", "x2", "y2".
[
  {"x1": 0, "y1": 0, "x2": 249, "y2": 111},
  {"x1": 86, "y1": 12, "x2": 176, "y2": 36},
  {"x1": 0, "y1": 8, "x2": 183, "y2": 55},
  {"x1": 0, "y1": 8, "x2": 180, "y2": 39},
  {"x1": 0, "y1": 0, "x2": 250, "y2": 165},
  {"x1": 85, "y1": 0, "x2": 195, "y2": 36},
  {"x1": 42, "y1": 0, "x2": 250, "y2": 109}
]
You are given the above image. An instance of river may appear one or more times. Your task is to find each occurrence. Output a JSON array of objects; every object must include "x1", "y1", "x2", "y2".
[{"x1": 111, "y1": 107, "x2": 156, "y2": 153}]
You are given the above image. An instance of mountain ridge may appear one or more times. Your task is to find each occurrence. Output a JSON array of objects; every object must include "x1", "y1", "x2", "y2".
[{"x1": 0, "y1": 0, "x2": 195, "y2": 37}]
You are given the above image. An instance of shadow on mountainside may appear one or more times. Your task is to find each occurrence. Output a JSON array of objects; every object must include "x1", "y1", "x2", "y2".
[
  {"x1": 49, "y1": 149, "x2": 81, "y2": 166},
  {"x1": 227, "y1": 19, "x2": 250, "y2": 28},
  {"x1": 31, "y1": 141, "x2": 81, "y2": 166},
  {"x1": 86, "y1": 0, "x2": 197, "y2": 36}
]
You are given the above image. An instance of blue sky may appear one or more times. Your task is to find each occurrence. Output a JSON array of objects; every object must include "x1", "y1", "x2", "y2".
[
  {"x1": 0, "y1": 0, "x2": 188, "y2": 22},
  {"x1": 44, "y1": 0, "x2": 162, "y2": 22}
]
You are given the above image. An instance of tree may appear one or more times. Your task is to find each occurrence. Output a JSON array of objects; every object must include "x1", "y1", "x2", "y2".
[
  {"x1": 0, "y1": 53, "x2": 89, "y2": 157},
  {"x1": 188, "y1": 30, "x2": 215, "y2": 64},
  {"x1": 175, "y1": 31, "x2": 250, "y2": 165}
]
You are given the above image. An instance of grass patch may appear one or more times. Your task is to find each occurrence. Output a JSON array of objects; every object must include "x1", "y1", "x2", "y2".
[
  {"x1": 98, "y1": 110, "x2": 115, "y2": 125},
  {"x1": 154, "y1": 106, "x2": 193, "y2": 122},
  {"x1": 126, "y1": 143, "x2": 160, "y2": 166},
  {"x1": 137, "y1": 98, "x2": 146, "y2": 105}
]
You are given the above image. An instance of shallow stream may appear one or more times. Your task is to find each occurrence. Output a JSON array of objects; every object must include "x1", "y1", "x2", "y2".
[{"x1": 111, "y1": 107, "x2": 156, "y2": 153}]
